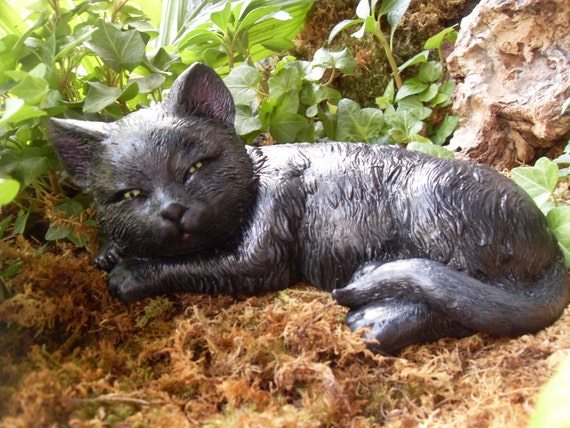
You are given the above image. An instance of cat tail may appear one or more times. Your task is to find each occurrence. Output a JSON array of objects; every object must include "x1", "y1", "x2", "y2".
[{"x1": 332, "y1": 256, "x2": 569, "y2": 337}]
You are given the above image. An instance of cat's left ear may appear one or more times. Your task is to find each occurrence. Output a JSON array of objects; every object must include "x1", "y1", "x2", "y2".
[
  {"x1": 164, "y1": 63, "x2": 235, "y2": 127},
  {"x1": 48, "y1": 118, "x2": 110, "y2": 189}
]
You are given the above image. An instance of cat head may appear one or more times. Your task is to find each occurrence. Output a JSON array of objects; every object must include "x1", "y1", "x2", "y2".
[{"x1": 48, "y1": 63, "x2": 255, "y2": 257}]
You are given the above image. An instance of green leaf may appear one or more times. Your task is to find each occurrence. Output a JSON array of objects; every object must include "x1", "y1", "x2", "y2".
[
  {"x1": 45, "y1": 225, "x2": 74, "y2": 241},
  {"x1": 0, "y1": 98, "x2": 47, "y2": 126},
  {"x1": 9, "y1": 75, "x2": 49, "y2": 104},
  {"x1": 384, "y1": 110, "x2": 424, "y2": 143},
  {"x1": 0, "y1": 177, "x2": 20, "y2": 205},
  {"x1": 328, "y1": 19, "x2": 364, "y2": 43},
  {"x1": 430, "y1": 114, "x2": 459, "y2": 145},
  {"x1": 336, "y1": 98, "x2": 384, "y2": 143},
  {"x1": 270, "y1": 94, "x2": 308, "y2": 143},
  {"x1": 546, "y1": 207, "x2": 570, "y2": 267},
  {"x1": 0, "y1": 0, "x2": 28, "y2": 36},
  {"x1": 225, "y1": 63, "x2": 260, "y2": 106},
  {"x1": 398, "y1": 49, "x2": 430, "y2": 73},
  {"x1": 83, "y1": 82, "x2": 123, "y2": 113},
  {"x1": 268, "y1": 67, "x2": 302, "y2": 100},
  {"x1": 511, "y1": 157, "x2": 559, "y2": 214},
  {"x1": 312, "y1": 48, "x2": 356, "y2": 74},
  {"x1": 300, "y1": 83, "x2": 341, "y2": 110},
  {"x1": 407, "y1": 141, "x2": 454, "y2": 159},
  {"x1": 418, "y1": 83, "x2": 439, "y2": 102},
  {"x1": 386, "y1": 0, "x2": 412, "y2": 48},
  {"x1": 235, "y1": 104, "x2": 264, "y2": 137},
  {"x1": 211, "y1": 2, "x2": 232, "y2": 30},
  {"x1": 356, "y1": 0, "x2": 371, "y2": 19},
  {"x1": 418, "y1": 61, "x2": 442, "y2": 83},
  {"x1": 260, "y1": 37, "x2": 296, "y2": 51},
  {"x1": 129, "y1": 74, "x2": 165, "y2": 93},
  {"x1": 86, "y1": 21, "x2": 146, "y2": 72},
  {"x1": 395, "y1": 78, "x2": 428, "y2": 102},
  {"x1": 424, "y1": 25, "x2": 458, "y2": 50},
  {"x1": 530, "y1": 357, "x2": 570, "y2": 427}
]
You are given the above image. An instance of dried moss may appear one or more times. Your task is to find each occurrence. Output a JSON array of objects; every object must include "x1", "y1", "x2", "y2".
[{"x1": 1, "y1": 230, "x2": 569, "y2": 427}]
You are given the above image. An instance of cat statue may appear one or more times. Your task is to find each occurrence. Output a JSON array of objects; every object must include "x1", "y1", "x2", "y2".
[{"x1": 48, "y1": 63, "x2": 569, "y2": 354}]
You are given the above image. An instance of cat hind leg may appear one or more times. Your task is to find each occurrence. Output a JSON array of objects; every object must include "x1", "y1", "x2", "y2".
[
  {"x1": 333, "y1": 258, "x2": 568, "y2": 353},
  {"x1": 345, "y1": 299, "x2": 474, "y2": 354}
]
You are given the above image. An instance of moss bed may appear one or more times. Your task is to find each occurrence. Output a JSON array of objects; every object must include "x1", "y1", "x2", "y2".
[{"x1": 0, "y1": 233, "x2": 569, "y2": 427}]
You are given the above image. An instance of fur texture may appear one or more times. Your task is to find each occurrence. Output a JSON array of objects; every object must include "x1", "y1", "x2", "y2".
[{"x1": 48, "y1": 63, "x2": 569, "y2": 354}]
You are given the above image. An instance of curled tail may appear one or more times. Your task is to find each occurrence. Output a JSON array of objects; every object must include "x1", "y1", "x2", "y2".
[{"x1": 332, "y1": 257, "x2": 568, "y2": 344}]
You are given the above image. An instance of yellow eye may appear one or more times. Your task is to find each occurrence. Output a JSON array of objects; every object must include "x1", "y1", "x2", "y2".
[
  {"x1": 123, "y1": 189, "x2": 142, "y2": 199},
  {"x1": 188, "y1": 161, "x2": 203, "y2": 175}
]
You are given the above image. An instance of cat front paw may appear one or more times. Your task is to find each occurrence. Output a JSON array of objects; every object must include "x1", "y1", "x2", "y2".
[
  {"x1": 108, "y1": 260, "x2": 151, "y2": 302},
  {"x1": 94, "y1": 241, "x2": 124, "y2": 272}
]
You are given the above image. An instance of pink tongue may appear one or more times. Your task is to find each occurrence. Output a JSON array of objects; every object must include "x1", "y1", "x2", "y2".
[{"x1": 182, "y1": 233, "x2": 191, "y2": 241}]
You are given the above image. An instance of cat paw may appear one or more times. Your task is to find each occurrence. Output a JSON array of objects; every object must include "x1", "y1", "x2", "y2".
[
  {"x1": 345, "y1": 299, "x2": 474, "y2": 355},
  {"x1": 108, "y1": 260, "x2": 147, "y2": 302},
  {"x1": 94, "y1": 241, "x2": 124, "y2": 272}
]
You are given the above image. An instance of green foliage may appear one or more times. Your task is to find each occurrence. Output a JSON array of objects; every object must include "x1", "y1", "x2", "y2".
[
  {"x1": 529, "y1": 357, "x2": 570, "y2": 428},
  {"x1": 225, "y1": 48, "x2": 357, "y2": 143},
  {"x1": 329, "y1": 0, "x2": 412, "y2": 89},
  {"x1": 511, "y1": 148, "x2": 570, "y2": 266},
  {"x1": 175, "y1": 0, "x2": 314, "y2": 70},
  {"x1": 327, "y1": 0, "x2": 458, "y2": 153}
]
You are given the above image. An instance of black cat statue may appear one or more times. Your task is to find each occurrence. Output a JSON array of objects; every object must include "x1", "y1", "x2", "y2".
[{"x1": 48, "y1": 63, "x2": 569, "y2": 354}]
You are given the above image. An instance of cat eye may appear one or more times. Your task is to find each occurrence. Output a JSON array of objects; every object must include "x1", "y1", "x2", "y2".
[
  {"x1": 123, "y1": 189, "x2": 142, "y2": 199},
  {"x1": 187, "y1": 161, "x2": 203, "y2": 176}
]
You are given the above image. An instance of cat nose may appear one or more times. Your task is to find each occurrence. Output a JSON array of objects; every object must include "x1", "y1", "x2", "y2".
[{"x1": 160, "y1": 202, "x2": 187, "y2": 223}]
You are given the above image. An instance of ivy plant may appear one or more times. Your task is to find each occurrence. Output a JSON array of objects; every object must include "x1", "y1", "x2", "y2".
[{"x1": 511, "y1": 148, "x2": 570, "y2": 266}]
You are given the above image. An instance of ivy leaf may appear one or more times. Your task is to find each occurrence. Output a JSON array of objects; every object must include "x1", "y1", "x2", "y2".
[
  {"x1": 0, "y1": 177, "x2": 19, "y2": 205},
  {"x1": 407, "y1": 141, "x2": 454, "y2": 159},
  {"x1": 128, "y1": 74, "x2": 165, "y2": 94},
  {"x1": 395, "y1": 78, "x2": 428, "y2": 102},
  {"x1": 384, "y1": 110, "x2": 424, "y2": 143},
  {"x1": 9, "y1": 75, "x2": 49, "y2": 104},
  {"x1": 83, "y1": 82, "x2": 122, "y2": 113},
  {"x1": 430, "y1": 114, "x2": 459, "y2": 145},
  {"x1": 0, "y1": 98, "x2": 46, "y2": 126},
  {"x1": 418, "y1": 62, "x2": 442, "y2": 83},
  {"x1": 336, "y1": 98, "x2": 384, "y2": 143},
  {"x1": 86, "y1": 21, "x2": 145, "y2": 72},
  {"x1": 268, "y1": 67, "x2": 301, "y2": 100},
  {"x1": 511, "y1": 157, "x2": 559, "y2": 214},
  {"x1": 312, "y1": 48, "x2": 355, "y2": 74},
  {"x1": 225, "y1": 63, "x2": 260, "y2": 106},
  {"x1": 235, "y1": 104, "x2": 264, "y2": 137},
  {"x1": 546, "y1": 206, "x2": 570, "y2": 267}
]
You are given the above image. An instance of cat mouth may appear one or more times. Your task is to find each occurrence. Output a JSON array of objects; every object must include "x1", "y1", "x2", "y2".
[{"x1": 181, "y1": 232, "x2": 192, "y2": 241}]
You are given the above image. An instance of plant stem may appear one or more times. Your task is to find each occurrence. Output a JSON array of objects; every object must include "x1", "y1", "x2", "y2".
[{"x1": 374, "y1": 26, "x2": 402, "y2": 89}]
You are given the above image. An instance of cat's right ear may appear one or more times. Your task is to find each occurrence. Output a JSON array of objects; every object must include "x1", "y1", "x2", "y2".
[
  {"x1": 48, "y1": 118, "x2": 109, "y2": 189},
  {"x1": 164, "y1": 63, "x2": 236, "y2": 127}
]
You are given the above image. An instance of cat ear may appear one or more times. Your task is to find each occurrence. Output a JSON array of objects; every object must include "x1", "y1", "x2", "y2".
[
  {"x1": 48, "y1": 118, "x2": 109, "y2": 189},
  {"x1": 165, "y1": 63, "x2": 236, "y2": 127}
]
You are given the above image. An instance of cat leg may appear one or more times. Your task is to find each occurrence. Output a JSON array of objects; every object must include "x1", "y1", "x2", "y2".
[
  {"x1": 333, "y1": 258, "x2": 568, "y2": 347},
  {"x1": 94, "y1": 240, "x2": 125, "y2": 272},
  {"x1": 345, "y1": 299, "x2": 474, "y2": 354}
]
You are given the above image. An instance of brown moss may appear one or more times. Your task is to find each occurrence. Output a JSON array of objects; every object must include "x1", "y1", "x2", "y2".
[{"x1": 1, "y1": 228, "x2": 569, "y2": 426}]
